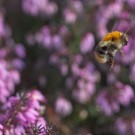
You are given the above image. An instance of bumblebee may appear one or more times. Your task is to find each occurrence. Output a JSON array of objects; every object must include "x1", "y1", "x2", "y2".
[{"x1": 94, "y1": 31, "x2": 128, "y2": 69}]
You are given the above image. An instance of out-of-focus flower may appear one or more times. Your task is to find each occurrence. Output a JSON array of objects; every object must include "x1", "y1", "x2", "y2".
[
  {"x1": 0, "y1": 61, "x2": 20, "y2": 103},
  {"x1": 52, "y1": 34, "x2": 64, "y2": 50},
  {"x1": 0, "y1": 124, "x2": 3, "y2": 135},
  {"x1": 28, "y1": 26, "x2": 66, "y2": 51},
  {"x1": 15, "y1": 44, "x2": 26, "y2": 58},
  {"x1": 0, "y1": 12, "x2": 11, "y2": 38},
  {"x1": 96, "y1": 1, "x2": 123, "y2": 38},
  {"x1": 126, "y1": 0, "x2": 135, "y2": 9},
  {"x1": 35, "y1": 26, "x2": 52, "y2": 49},
  {"x1": 96, "y1": 82, "x2": 134, "y2": 115},
  {"x1": 130, "y1": 64, "x2": 135, "y2": 82},
  {"x1": 72, "y1": 62, "x2": 100, "y2": 104},
  {"x1": 115, "y1": 117, "x2": 135, "y2": 135},
  {"x1": 55, "y1": 96, "x2": 72, "y2": 117},
  {"x1": 12, "y1": 58, "x2": 25, "y2": 71},
  {"x1": 71, "y1": 1, "x2": 83, "y2": 13},
  {"x1": 96, "y1": 90, "x2": 120, "y2": 116},
  {"x1": 80, "y1": 33, "x2": 95, "y2": 54},
  {"x1": 116, "y1": 83, "x2": 134, "y2": 106},
  {"x1": 22, "y1": 0, "x2": 58, "y2": 17},
  {"x1": 64, "y1": 9, "x2": 77, "y2": 24}
]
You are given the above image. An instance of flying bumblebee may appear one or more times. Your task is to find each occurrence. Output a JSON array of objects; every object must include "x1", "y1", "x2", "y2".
[{"x1": 94, "y1": 31, "x2": 128, "y2": 70}]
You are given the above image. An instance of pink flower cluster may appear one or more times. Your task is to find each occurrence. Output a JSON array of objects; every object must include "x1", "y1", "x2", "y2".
[
  {"x1": 22, "y1": 0, "x2": 58, "y2": 17},
  {"x1": 0, "y1": 90, "x2": 46, "y2": 135},
  {"x1": 96, "y1": 82, "x2": 134, "y2": 116}
]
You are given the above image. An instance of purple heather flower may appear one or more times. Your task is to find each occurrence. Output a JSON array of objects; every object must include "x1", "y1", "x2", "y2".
[
  {"x1": 14, "y1": 44, "x2": 26, "y2": 58},
  {"x1": 72, "y1": 62, "x2": 100, "y2": 104},
  {"x1": 12, "y1": 58, "x2": 25, "y2": 71},
  {"x1": 28, "y1": 89, "x2": 46, "y2": 102},
  {"x1": 0, "y1": 12, "x2": 11, "y2": 38},
  {"x1": 59, "y1": 25, "x2": 69, "y2": 37},
  {"x1": 0, "y1": 61, "x2": 20, "y2": 103},
  {"x1": 22, "y1": 0, "x2": 58, "y2": 17},
  {"x1": 0, "y1": 48, "x2": 9, "y2": 58},
  {"x1": 34, "y1": 26, "x2": 52, "y2": 49},
  {"x1": 55, "y1": 96, "x2": 72, "y2": 117},
  {"x1": 96, "y1": 1, "x2": 123, "y2": 38},
  {"x1": 80, "y1": 33, "x2": 95, "y2": 54},
  {"x1": 116, "y1": 84, "x2": 134, "y2": 106},
  {"x1": 32, "y1": 26, "x2": 67, "y2": 51},
  {"x1": 95, "y1": 0, "x2": 104, "y2": 5},
  {"x1": 64, "y1": 9, "x2": 77, "y2": 24},
  {"x1": 96, "y1": 90, "x2": 120, "y2": 116},
  {"x1": 0, "y1": 124, "x2": 3, "y2": 135},
  {"x1": 115, "y1": 117, "x2": 128, "y2": 135},
  {"x1": 59, "y1": 63, "x2": 68, "y2": 76},
  {"x1": 52, "y1": 34, "x2": 64, "y2": 50},
  {"x1": 126, "y1": 0, "x2": 135, "y2": 9},
  {"x1": 73, "y1": 86, "x2": 95, "y2": 104},
  {"x1": 71, "y1": 1, "x2": 83, "y2": 13},
  {"x1": 96, "y1": 82, "x2": 134, "y2": 115},
  {"x1": 0, "y1": 90, "x2": 46, "y2": 134},
  {"x1": 115, "y1": 117, "x2": 135, "y2": 135}
]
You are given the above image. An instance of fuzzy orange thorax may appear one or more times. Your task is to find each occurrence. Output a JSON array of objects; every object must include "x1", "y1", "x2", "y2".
[{"x1": 103, "y1": 31, "x2": 121, "y2": 41}]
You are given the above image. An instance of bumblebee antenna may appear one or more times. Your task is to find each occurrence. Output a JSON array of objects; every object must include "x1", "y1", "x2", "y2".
[
  {"x1": 124, "y1": 28, "x2": 129, "y2": 34},
  {"x1": 111, "y1": 21, "x2": 120, "y2": 31}
]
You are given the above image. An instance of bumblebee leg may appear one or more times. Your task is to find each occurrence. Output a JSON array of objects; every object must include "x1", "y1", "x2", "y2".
[
  {"x1": 119, "y1": 49, "x2": 123, "y2": 56},
  {"x1": 110, "y1": 60, "x2": 114, "y2": 70},
  {"x1": 108, "y1": 53, "x2": 114, "y2": 70}
]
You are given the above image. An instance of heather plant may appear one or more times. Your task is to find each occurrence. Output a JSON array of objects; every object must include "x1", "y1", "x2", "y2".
[{"x1": 0, "y1": 0, "x2": 135, "y2": 135}]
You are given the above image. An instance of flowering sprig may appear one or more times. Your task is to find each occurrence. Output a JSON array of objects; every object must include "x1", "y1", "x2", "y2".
[
  {"x1": 96, "y1": 82, "x2": 134, "y2": 116},
  {"x1": 0, "y1": 89, "x2": 47, "y2": 135}
]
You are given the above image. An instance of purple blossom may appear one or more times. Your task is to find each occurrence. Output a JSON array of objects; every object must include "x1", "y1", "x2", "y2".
[
  {"x1": 22, "y1": 0, "x2": 58, "y2": 17},
  {"x1": 55, "y1": 96, "x2": 72, "y2": 117},
  {"x1": 0, "y1": 61, "x2": 20, "y2": 103},
  {"x1": 14, "y1": 44, "x2": 26, "y2": 58},
  {"x1": 126, "y1": 0, "x2": 135, "y2": 9},
  {"x1": 116, "y1": 83, "x2": 134, "y2": 106},
  {"x1": 115, "y1": 117, "x2": 135, "y2": 135},
  {"x1": 80, "y1": 33, "x2": 95, "y2": 54},
  {"x1": 28, "y1": 26, "x2": 67, "y2": 52},
  {"x1": 112, "y1": 13, "x2": 135, "y2": 66},
  {"x1": 71, "y1": 1, "x2": 83, "y2": 13},
  {"x1": 96, "y1": 82, "x2": 134, "y2": 115},
  {"x1": 115, "y1": 117, "x2": 128, "y2": 135},
  {"x1": 96, "y1": 1, "x2": 123, "y2": 38},
  {"x1": 72, "y1": 62, "x2": 100, "y2": 104},
  {"x1": 12, "y1": 58, "x2": 25, "y2": 71},
  {"x1": 0, "y1": 90, "x2": 46, "y2": 134},
  {"x1": 0, "y1": 12, "x2": 11, "y2": 38},
  {"x1": 64, "y1": 9, "x2": 77, "y2": 24},
  {"x1": 0, "y1": 124, "x2": 3, "y2": 135}
]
